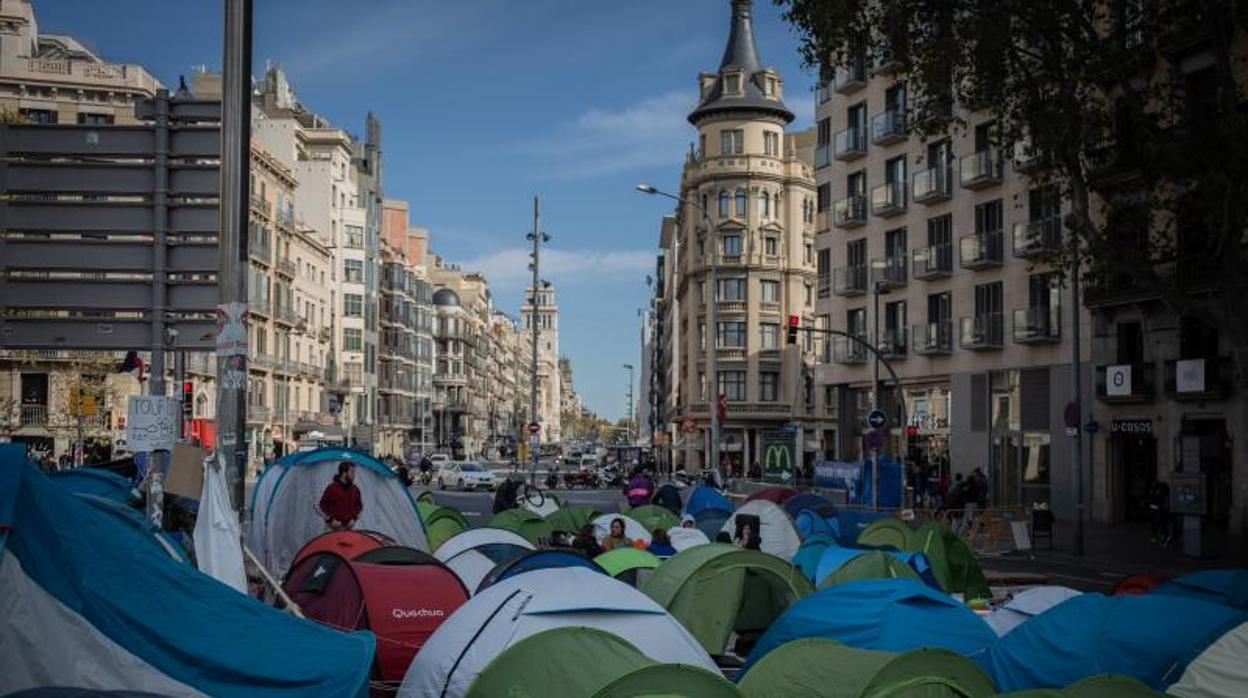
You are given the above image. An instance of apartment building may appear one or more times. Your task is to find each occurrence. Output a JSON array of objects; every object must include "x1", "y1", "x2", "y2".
[{"x1": 520, "y1": 285, "x2": 562, "y2": 444}]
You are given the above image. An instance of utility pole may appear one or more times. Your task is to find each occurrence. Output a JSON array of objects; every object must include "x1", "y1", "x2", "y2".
[
  {"x1": 216, "y1": 0, "x2": 252, "y2": 517},
  {"x1": 623, "y1": 363, "x2": 635, "y2": 443},
  {"x1": 872, "y1": 280, "x2": 883, "y2": 509},
  {"x1": 1071, "y1": 237, "x2": 1085, "y2": 555},
  {"x1": 527, "y1": 197, "x2": 548, "y2": 484}
]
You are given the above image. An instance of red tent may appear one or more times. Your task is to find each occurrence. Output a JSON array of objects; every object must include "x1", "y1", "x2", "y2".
[
  {"x1": 1111, "y1": 572, "x2": 1170, "y2": 596},
  {"x1": 745, "y1": 486, "x2": 799, "y2": 505},
  {"x1": 283, "y1": 548, "x2": 469, "y2": 686},
  {"x1": 289, "y1": 529, "x2": 395, "y2": 572}
]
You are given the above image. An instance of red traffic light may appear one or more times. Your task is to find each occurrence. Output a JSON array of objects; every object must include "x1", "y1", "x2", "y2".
[
  {"x1": 182, "y1": 381, "x2": 193, "y2": 394},
  {"x1": 788, "y1": 314, "x2": 799, "y2": 326},
  {"x1": 906, "y1": 425, "x2": 919, "y2": 438}
]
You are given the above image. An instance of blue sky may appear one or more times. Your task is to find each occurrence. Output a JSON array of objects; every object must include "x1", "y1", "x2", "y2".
[{"x1": 35, "y1": 0, "x2": 815, "y2": 420}]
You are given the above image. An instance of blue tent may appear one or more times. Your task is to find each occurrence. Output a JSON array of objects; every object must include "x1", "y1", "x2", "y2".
[
  {"x1": 684, "y1": 485, "x2": 733, "y2": 517},
  {"x1": 974, "y1": 591, "x2": 1244, "y2": 692},
  {"x1": 0, "y1": 444, "x2": 374, "y2": 696},
  {"x1": 834, "y1": 509, "x2": 894, "y2": 545},
  {"x1": 49, "y1": 468, "x2": 135, "y2": 503},
  {"x1": 792, "y1": 534, "x2": 838, "y2": 582},
  {"x1": 1155, "y1": 569, "x2": 1248, "y2": 611},
  {"x1": 742, "y1": 578, "x2": 996, "y2": 674},
  {"x1": 812, "y1": 547, "x2": 941, "y2": 590},
  {"x1": 693, "y1": 508, "x2": 732, "y2": 541},
  {"x1": 783, "y1": 493, "x2": 836, "y2": 520},
  {"x1": 475, "y1": 549, "x2": 604, "y2": 594}
]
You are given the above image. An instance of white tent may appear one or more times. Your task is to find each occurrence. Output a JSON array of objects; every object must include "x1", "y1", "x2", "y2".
[
  {"x1": 1169, "y1": 620, "x2": 1248, "y2": 697},
  {"x1": 523, "y1": 496, "x2": 560, "y2": 518},
  {"x1": 720, "y1": 499, "x2": 801, "y2": 561},
  {"x1": 592, "y1": 514, "x2": 652, "y2": 545},
  {"x1": 984, "y1": 585, "x2": 1082, "y2": 636},
  {"x1": 434, "y1": 527, "x2": 535, "y2": 594},
  {"x1": 398, "y1": 567, "x2": 716, "y2": 698},
  {"x1": 247, "y1": 448, "x2": 428, "y2": 576},
  {"x1": 667, "y1": 526, "x2": 711, "y2": 552}
]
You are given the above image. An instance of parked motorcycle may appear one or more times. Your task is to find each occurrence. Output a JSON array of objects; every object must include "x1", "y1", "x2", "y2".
[{"x1": 562, "y1": 468, "x2": 601, "y2": 489}]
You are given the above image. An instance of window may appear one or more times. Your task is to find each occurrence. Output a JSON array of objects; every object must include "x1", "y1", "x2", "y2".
[
  {"x1": 344, "y1": 225, "x2": 364, "y2": 249},
  {"x1": 718, "y1": 191, "x2": 730, "y2": 218},
  {"x1": 761, "y1": 279, "x2": 780, "y2": 302},
  {"x1": 718, "y1": 322, "x2": 747, "y2": 348},
  {"x1": 847, "y1": 308, "x2": 867, "y2": 336},
  {"x1": 885, "y1": 228, "x2": 907, "y2": 262},
  {"x1": 718, "y1": 370, "x2": 747, "y2": 401},
  {"x1": 735, "y1": 189, "x2": 747, "y2": 216},
  {"x1": 344, "y1": 259, "x2": 364, "y2": 283},
  {"x1": 723, "y1": 73, "x2": 741, "y2": 95},
  {"x1": 817, "y1": 184, "x2": 831, "y2": 211},
  {"x1": 764, "y1": 130, "x2": 780, "y2": 156},
  {"x1": 19, "y1": 108, "x2": 56, "y2": 124},
  {"x1": 77, "y1": 113, "x2": 114, "y2": 125},
  {"x1": 759, "y1": 190, "x2": 770, "y2": 218},
  {"x1": 699, "y1": 134, "x2": 707, "y2": 158},
  {"x1": 805, "y1": 282, "x2": 814, "y2": 306},
  {"x1": 764, "y1": 237, "x2": 778, "y2": 256},
  {"x1": 719, "y1": 277, "x2": 747, "y2": 301},
  {"x1": 760, "y1": 323, "x2": 779, "y2": 349},
  {"x1": 765, "y1": 76, "x2": 778, "y2": 96},
  {"x1": 885, "y1": 155, "x2": 907, "y2": 188},
  {"x1": 720, "y1": 129, "x2": 744, "y2": 155},
  {"x1": 760, "y1": 372, "x2": 780, "y2": 401},
  {"x1": 1029, "y1": 186, "x2": 1061, "y2": 222},
  {"x1": 976, "y1": 199, "x2": 1004, "y2": 233},
  {"x1": 928, "y1": 292, "x2": 952, "y2": 323},
  {"x1": 804, "y1": 243, "x2": 814, "y2": 264},
  {"x1": 699, "y1": 322, "x2": 706, "y2": 350},
  {"x1": 344, "y1": 328, "x2": 363, "y2": 352},
  {"x1": 698, "y1": 372, "x2": 707, "y2": 400},
  {"x1": 344, "y1": 293, "x2": 363, "y2": 318},
  {"x1": 721, "y1": 235, "x2": 742, "y2": 257}
]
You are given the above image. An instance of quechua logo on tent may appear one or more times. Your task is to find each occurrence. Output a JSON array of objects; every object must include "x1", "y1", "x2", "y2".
[{"x1": 391, "y1": 608, "x2": 446, "y2": 619}]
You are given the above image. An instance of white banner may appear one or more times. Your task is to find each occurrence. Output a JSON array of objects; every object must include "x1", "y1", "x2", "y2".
[
  {"x1": 1106, "y1": 364, "x2": 1132, "y2": 397},
  {"x1": 1175, "y1": 358, "x2": 1206, "y2": 394}
]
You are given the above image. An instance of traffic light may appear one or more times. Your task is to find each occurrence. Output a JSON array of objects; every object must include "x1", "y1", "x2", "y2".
[
  {"x1": 181, "y1": 381, "x2": 194, "y2": 432},
  {"x1": 786, "y1": 315, "x2": 799, "y2": 345}
]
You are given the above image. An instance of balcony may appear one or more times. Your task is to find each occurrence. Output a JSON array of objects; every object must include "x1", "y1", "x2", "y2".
[
  {"x1": 912, "y1": 244, "x2": 953, "y2": 280},
  {"x1": 275, "y1": 258, "x2": 297, "y2": 278},
  {"x1": 1012, "y1": 306, "x2": 1061, "y2": 344},
  {"x1": 249, "y1": 241, "x2": 272, "y2": 265},
  {"x1": 834, "y1": 61, "x2": 867, "y2": 93},
  {"x1": 959, "y1": 314, "x2": 1004, "y2": 350},
  {"x1": 251, "y1": 353, "x2": 274, "y2": 370},
  {"x1": 247, "y1": 405, "x2": 271, "y2": 423},
  {"x1": 870, "y1": 256, "x2": 907, "y2": 289},
  {"x1": 831, "y1": 335, "x2": 869, "y2": 364},
  {"x1": 870, "y1": 181, "x2": 907, "y2": 217},
  {"x1": 833, "y1": 126, "x2": 867, "y2": 161},
  {"x1": 871, "y1": 109, "x2": 906, "y2": 145},
  {"x1": 959, "y1": 149, "x2": 1003, "y2": 189},
  {"x1": 1013, "y1": 140, "x2": 1047, "y2": 173},
  {"x1": 1013, "y1": 217, "x2": 1063, "y2": 258},
  {"x1": 1165, "y1": 357, "x2": 1233, "y2": 400},
  {"x1": 879, "y1": 327, "x2": 907, "y2": 357},
  {"x1": 959, "y1": 229, "x2": 1004, "y2": 269},
  {"x1": 19, "y1": 404, "x2": 48, "y2": 427},
  {"x1": 814, "y1": 142, "x2": 832, "y2": 169},
  {"x1": 912, "y1": 321, "x2": 953, "y2": 356},
  {"x1": 250, "y1": 195, "x2": 271, "y2": 218},
  {"x1": 1096, "y1": 363, "x2": 1155, "y2": 403},
  {"x1": 817, "y1": 275, "x2": 831, "y2": 299},
  {"x1": 833, "y1": 265, "x2": 868, "y2": 297},
  {"x1": 912, "y1": 166, "x2": 952, "y2": 204},
  {"x1": 249, "y1": 298, "x2": 271, "y2": 318},
  {"x1": 274, "y1": 304, "x2": 298, "y2": 325},
  {"x1": 874, "y1": 44, "x2": 902, "y2": 75},
  {"x1": 832, "y1": 195, "x2": 868, "y2": 229}
]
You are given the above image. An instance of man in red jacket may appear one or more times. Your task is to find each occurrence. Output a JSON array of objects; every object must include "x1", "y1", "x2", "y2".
[{"x1": 318, "y1": 461, "x2": 363, "y2": 530}]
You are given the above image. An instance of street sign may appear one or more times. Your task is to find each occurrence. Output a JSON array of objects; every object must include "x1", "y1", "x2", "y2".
[
  {"x1": 1063, "y1": 401, "x2": 1080, "y2": 429},
  {"x1": 527, "y1": 422, "x2": 541, "y2": 435},
  {"x1": 866, "y1": 409, "x2": 888, "y2": 430},
  {"x1": 1085, "y1": 419, "x2": 1100, "y2": 434},
  {"x1": 865, "y1": 429, "x2": 884, "y2": 451},
  {"x1": 126, "y1": 395, "x2": 178, "y2": 452}
]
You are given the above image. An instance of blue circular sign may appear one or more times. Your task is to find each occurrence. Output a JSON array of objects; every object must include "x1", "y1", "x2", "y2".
[{"x1": 866, "y1": 409, "x2": 888, "y2": 430}]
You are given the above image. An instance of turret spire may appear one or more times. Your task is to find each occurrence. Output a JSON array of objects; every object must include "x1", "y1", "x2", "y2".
[{"x1": 688, "y1": 0, "x2": 793, "y2": 126}]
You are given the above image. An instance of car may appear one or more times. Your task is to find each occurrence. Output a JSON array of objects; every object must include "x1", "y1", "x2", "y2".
[
  {"x1": 428, "y1": 453, "x2": 452, "y2": 465},
  {"x1": 435, "y1": 461, "x2": 495, "y2": 491}
]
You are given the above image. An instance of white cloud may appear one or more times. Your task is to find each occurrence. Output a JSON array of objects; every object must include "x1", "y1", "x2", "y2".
[{"x1": 458, "y1": 247, "x2": 655, "y2": 291}]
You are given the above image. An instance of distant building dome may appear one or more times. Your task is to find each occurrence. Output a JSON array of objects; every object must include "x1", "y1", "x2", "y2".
[{"x1": 432, "y1": 288, "x2": 460, "y2": 306}]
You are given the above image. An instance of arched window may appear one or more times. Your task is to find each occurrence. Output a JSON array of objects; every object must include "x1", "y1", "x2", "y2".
[
  {"x1": 718, "y1": 191, "x2": 730, "y2": 218},
  {"x1": 758, "y1": 190, "x2": 769, "y2": 218},
  {"x1": 735, "y1": 189, "x2": 747, "y2": 216}
]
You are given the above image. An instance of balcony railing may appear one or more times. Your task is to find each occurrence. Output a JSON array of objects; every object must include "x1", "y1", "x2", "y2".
[
  {"x1": 247, "y1": 405, "x2": 271, "y2": 422},
  {"x1": 250, "y1": 195, "x2": 271, "y2": 218},
  {"x1": 871, "y1": 109, "x2": 906, "y2": 145},
  {"x1": 834, "y1": 61, "x2": 867, "y2": 93},
  {"x1": 274, "y1": 304, "x2": 298, "y2": 325},
  {"x1": 1096, "y1": 363, "x2": 1155, "y2": 403},
  {"x1": 959, "y1": 313, "x2": 1004, "y2": 350},
  {"x1": 832, "y1": 335, "x2": 869, "y2": 364},
  {"x1": 912, "y1": 321, "x2": 953, "y2": 355},
  {"x1": 249, "y1": 241, "x2": 271, "y2": 265},
  {"x1": 1013, "y1": 217, "x2": 1063, "y2": 258},
  {"x1": 275, "y1": 258, "x2": 297, "y2": 277},
  {"x1": 834, "y1": 126, "x2": 867, "y2": 161},
  {"x1": 959, "y1": 229, "x2": 1004, "y2": 269},
  {"x1": 1013, "y1": 140, "x2": 1047, "y2": 173},
  {"x1": 1165, "y1": 357, "x2": 1233, "y2": 400},
  {"x1": 912, "y1": 244, "x2": 952, "y2": 280},
  {"x1": 870, "y1": 256, "x2": 907, "y2": 289},
  {"x1": 833, "y1": 265, "x2": 868, "y2": 296},
  {"x1": 249, "y1": 298, "x2": 271, "y2": 317},
  {"x1": 959, "y1": 149, "x2": 1004, "y2": 189},
  {"x1": 870, "y1": 181, "x2": 907, "y2": 217},
  {"x1": 912, "y1": 166, "x2": 953, "y2": 204},
  {"x1": 879, "y1": 327, "x2": 907, "y2": 357},
  {"x1": 19, "y1": 404, "x2": 48, "y2": 426},
  {"x1": 832, "y1": 195, "x2": 867, "y2": 229},
  {"x1": 1013, "y1": 306, "x2": 1061, "y2": 344},
  {"x1": 815, "y1": 142, "x2": 832, "y2": 169}
]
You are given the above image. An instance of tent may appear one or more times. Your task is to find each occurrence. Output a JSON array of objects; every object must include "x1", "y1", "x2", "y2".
[
  {"x1": 75, "y1": 493, "x2": 189, "y2": 565},
  {"x1": 684, "y1": 485, "x2": 733, "y2": 517},
  {"x1": 792, "y1": 534, "x2": 838, "y2": 582},
  {"x1": 0, "y1": 444, "x2": 374, "y2": 697},
  {"x1": 652, "y1": 483, "x2": 683, "y2": 514},
  {"x1": 813, "y1": 545, "x2": 940, "y2": 590},
  {"x1": 593, "y1": 513, "x2": 653, "y2": 546},
  {"x1": 626, "y1": 504, "x2": 681, "y2": 533},
  {"x1": 475, "y1": 549, "x2": 603, "y2": 593},
  {"x1": 595, "y1": 548, "x2": 662, "y2": 586},
  {"x1": 49, "y1": 468, "x2": 134, "y2": 503},
  {"x1": 434, "y1": 527, "x2": 534, "y2": 594},
  {"x1": 793, "y1": 507, "x2": 841, "y2": 540},
  {"x1": 288, "y1": 529, "x2": 396, "y2": 572},
  {"x1": 488, "y1": 507, "x2": 554, "y2": 546},
  {"x1": 434, "y1": 526, "x2": 534, "y2": 561},
  {"x1": 593, "y1": 662, "x2": 742, "y2": 698},
  {"x1": 738, "y1": 638, "x2": 997, "y2": 698},
  {"x1": 1155, "y1": 569, "x2": 1248, "y2": 611},
  {"x1": 248, "y1": 447, "x2": 428, "y2": 575},
  {"x1": 996, "y1": 675, "x2": 1166, "y2": 698},
  {"x1": 742, "y1": 579, "x2": 997, "y2": 674},
  {"x1": 398, "y1": 566, "x2": 716, "y2": 697},
  {"x1": 1169, "y1": 619, "x2": 1248, "y2": 697},
  {"x1": 984, "y1": 586, "x2": 1082, "y2": 636},
  {"x1": 416, "y1": 490, "x2": 437, "y2": 505},
  {"x1": 668, "y1": 526, "x2": 712, "y2": 552},
  {"x1": 523, "y1": 491, "x2": 560, "y2": 517},
  {"x1": 855, "y1": 517, "x2": 912, "y2": 550},
  {"x1": 783, "y1": 492, "x2": 836, "y2": 520},
  {"x1": 1111, "y1": 573, "x2": 1169, "y2": 596},
  {"x1": 284, "y1": 549, "x2": 468, "y2": 686},
  {"x1": 721, "y1": 500, "x2": 802, "y2": 560},
  {"x1": 975, "y1": 592, "x2": 1245, "y2": 692},
  {"x1": 908, "y1": 521, "x2": 992, "y2": 599},
  {"x1": 544, "y1": 504, "x2": 603, "y2": 535},
  {"x1": 746, "y1": 486, "x2": 799, "y2": 505},
  {"x1": 640, "y1": 543, "x2": 813, "y2": 656},
  {"x1": 694, "y1": 508, "x2": 733, "y2": 540},
  {"x1": 417, "y1": 502, "x2": 470, "y2": 551},
  {"x1": 834, "y1": 509, "x2": 894, "y2": 545},
  {"x1": 818, "y1": 550, "x2": 923, "y2": 588}
]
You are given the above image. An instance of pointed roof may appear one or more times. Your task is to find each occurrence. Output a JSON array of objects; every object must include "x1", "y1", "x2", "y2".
[{"x1": 688, "y1": 0, "x2": 794, "y2": 126}]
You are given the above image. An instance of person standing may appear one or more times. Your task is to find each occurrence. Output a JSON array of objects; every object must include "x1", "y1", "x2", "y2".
[{"x1": 318, "y1": 462, "x2": 362, "y2": 531}]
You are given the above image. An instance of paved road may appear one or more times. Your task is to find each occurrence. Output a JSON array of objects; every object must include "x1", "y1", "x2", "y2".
[{"x1": 421, "y1": 486, "x2": 628, "y2": 525}]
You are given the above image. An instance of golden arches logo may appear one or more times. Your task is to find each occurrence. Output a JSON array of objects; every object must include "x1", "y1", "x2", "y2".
[{"x1": 764, "y1": 444, "x2": 792, "y2": 473}]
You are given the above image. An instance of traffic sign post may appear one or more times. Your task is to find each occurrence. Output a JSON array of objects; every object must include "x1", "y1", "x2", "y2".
[
  {"x1": 866, "y1": 409, "x2": 888, "y2": 431},
  {"x1": 528, "y1": 421, "x2": 541, "y2": 435}
]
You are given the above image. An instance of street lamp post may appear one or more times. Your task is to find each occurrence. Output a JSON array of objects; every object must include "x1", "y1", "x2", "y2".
[
  {"x1": 526, "y1": 197, "x2": 549, "y2": 485},
  {"x1": 623, "y1": 363, "x2": 635, "y2": 444},
  {"x1": 636, "y1": 184, "x2": 722, "y2": 486}
]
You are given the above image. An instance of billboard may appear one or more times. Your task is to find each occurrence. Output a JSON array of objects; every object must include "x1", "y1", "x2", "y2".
[{"x1": 760, "y1": 430, "x2": 794, "y2": 483}]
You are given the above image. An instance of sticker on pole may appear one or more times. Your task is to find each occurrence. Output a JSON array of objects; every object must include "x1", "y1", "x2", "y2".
[
  {"x1": 126, "y1": 396, "x2": 179, "y2": 452},
  {"x1": 864, "y1": 429, "x2": 884, "y2": 452},
  {"x1": 215, "y1": 302, "x2": 249, "y2": 357}
]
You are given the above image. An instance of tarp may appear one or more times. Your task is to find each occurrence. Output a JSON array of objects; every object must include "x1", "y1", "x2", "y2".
[
  {"x1": 745, "y1": 486, "x2": 799, "y2": 505},
  {"x1": 684, "y1": 485, "x2": 733, "y2": 517},
  {"x1": 289, "y1": 529, "x2": 396, "y2": 572},
  {"x1": 908, "y1": 521, "x2": 992, "y2": 600},
  {"x1": 49, "y1": 468, "x2": 134, "y2": 503},
  {"x1": 855, "y1": 517, "x2": 912, "y2": 549},
  {"x1": 417, "y1": 502, "x2": 469, "y2": 551},
  {"x1": 974, "y1": 592, "x2": 1245, "y2": 691},
  {"x1": 792, "y1": 534, "x2": 838, "y2": 582},
  {"x1": 640, "y1": 543, "x2": 813, "y2": 656},
  {"x1": 742, "y1": 579, "x2": 997, "y2": 674},
  {"x1": 0, "y1": 443, "x2": 374, "y2": 697},
  {"x1": 1170, "y1": 620, "x2": 1248, "y2": 697},
  {"x1": 667, "y1": 526, "x2": 711, "y2": 552},
  {"x1": 1155, "y1": 570, "x2": 1248, "y2": 611},
  {"x1": 595, "y1": 547, "x2": 661, "y2": 585},
  {"x1": 192, "y1": 458, "x2": 245, "y2": 593},
  {"x1": 488, "y1": 508, "x2": 554, "y2": 546},
  {"x1": 626, "y1": 504, "x2": 681, "y2": 533},
  {"x1": 399, "y1": 566, "x2": 716, "y2": 697},
  {"x1": 985, "y1": 586, "x2": 1083, "y2": 637},
  {"x1": 721, "y1": 500, "x2": 802, "y2": 560},
  {"x1": 738, "y1": 638, "x2": 998, "y2": 698},
  {"x1": 475, "y1": 549, "x2": 603, "y2": 594},
  {"x1": 593, "y1": 513, "x2": 653, "y2": 546},
  {"x1": 544, "y1": 504, "x2": 602, "y2": 534},
  {"x1": 248, "y1": 447, "x2": 428, "y2": 576}
]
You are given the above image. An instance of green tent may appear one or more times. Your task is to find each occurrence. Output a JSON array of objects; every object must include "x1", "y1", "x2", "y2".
[
  {"x1": 417, "y1": 501, "x2": 470, "y2": 550},
  {"x1": 626, "y1": 504, "x2": 681, "y2": 534},
  {"x1": 415, "y1": 490, "x2": 437, "y2": 505},
  {"x1": 465, "y1": 626, "x2": 650, "y2": 697},
  {"x1": 591, "y1": 663, "x2": 743, "y2": 698},
  {"x1": 856, "y1": 518, "x2": 913, "y2": 550},
  {"x1": 488, "y1": 508, "x2": 554, "y2": 546},
  {"x1": 596, "y1": 547, "x2": 662, "y2": 586},
  {"x1": 640, "y1": 543, "x2": 813, "y2": 656},
  {"x1": 907, "y1": 521, "x2": 991, "y2": 600},
  {"x1": 738, "y1": 638, "x2": 997, "y2": 698},
  {"x1": 995, "y1": 674, "x2": 1162, "y2": 698},
  {"x1": 545, "y1": 504, "x2": 603, "y2": 534},
  {"x1": 819, "y1": 550, "x2": 922, "y2": 588}
]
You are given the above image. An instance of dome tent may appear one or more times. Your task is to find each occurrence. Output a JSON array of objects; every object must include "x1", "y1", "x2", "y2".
[
  {"x1": 984, "y1": 586, "x2": 1082, "y2": 636},
  {"x1": 475, "y1": 549, "x2": 603, "y2": 593},
  {"x1": 721, "y1": 499, "x2": 802, "y2": 560},
  {"x1": 398, "y1": 567, "x2": 716, "y2": 697},
  {"x1": 668, "y1": 526, "x2": 712, "y2": 551},
  {"x1": 694, "y1": 508, "x2": 733, "y2": 540},
  {"x1": 996, "y1": 674, "x2": 1165, "y2": 698},
  {"x1": 596, "y1": 547, "x2": 662, "y2": 586},
  {"x1": 544, "y1": 503, "x2": 603, "y2": 535},
  {"x1": 594, "y1": 662, "x2": 743, "y2": 698},
  {"x1": 793, "y1": 534, "x2": 838, "y2": 582},
  {"x1": 745, "y1": 486, "x2": 799, "y2": 505},
  {"x1": 783, "y1": 492, "x2": 836, "y2": 520},
  {"x1": 288, "y1": 529, "x2": 395, "y2": 572},
  {"x1": 906, "y1": 521, "x2": 991, "y2": 599},
  {"x1": 855, "y1": 517, "x2": 912, "y2": 550},
  {"x1": 793, "y1": 506, "x2": 841, "y2": 540},
  {"x1": 651, "y1": 482, "x2": 684, "y2": 514},
  {"x1": 813, "y1": 545, "x2": 942, "y2": 590},
  {"x1": 818, "y1": 549, "x2": 923, "y2": 588},
  {"x1": 626, "y1": 504, "x2": 682, "y2": 533},
  {"x1": 1155, "y1": 569, "x2": 1248, "y2": 611},
  {"x1": 417, "y1": 501, "x2": 469, "y2": 550},
  {"x1": 640, "y1": 543, "x2": 813, "y2": 656},
  {"x1": 488, "y1": 507, "x2": 554, "y2": 546},
  {"x1": 433, "y1": 527, "x2": 534, "y2": 594},
  {"x1": 1169, "y1": 619, "x2": 1248, "y2": 698},
  {"x1": 737, "y1": 638, "x2": 997, "y2": 698},
  {"x1": 684, "y1": 484, "x2": 733, "y2": 517},
  {"x1": 49, "y1": 468, "x2": 134, "y2": 503},
  {"x1": 594, "y1": 513, "x2": 653, "y2": 545},
  {"x1": 248, "y1": 447, "x2": 428, "y2": 576}
]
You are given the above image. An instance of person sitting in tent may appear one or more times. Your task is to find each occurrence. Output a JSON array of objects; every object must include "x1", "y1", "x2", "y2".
[
  {"x1": 736, "y1": 521, "x2": 761, "y2": 551},
  {"x1": 318, "y1": 461, "x2": 363, "y2": 531},
  {"x1": 602, "y1": 518, "x2": 633, "y2": 552},
  {"x1": 647, "y1": 528, "x2": 676, "y2": 557},
  {"x1": 572, "y1": 524, "x2": 603, "y2": 558},
  {"x1": 680, "y1": 514, "x2": 696, "y2": 529}
]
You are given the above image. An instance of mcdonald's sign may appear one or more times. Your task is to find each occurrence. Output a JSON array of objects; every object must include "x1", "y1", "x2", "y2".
[{"x1": 761, "y1": 431, "x2": 795, "y2": 483}]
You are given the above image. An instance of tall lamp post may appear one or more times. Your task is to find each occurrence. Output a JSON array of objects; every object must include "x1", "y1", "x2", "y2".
[
  {"x1": 636, "y1": 184, "x2": 722, "y2": 486},
  {"x1": 623, "y1": 363, "x2": 635, "y2": 443},
  {"x1": 526, "y1": 197, "x2": 549, "y2": 485}
]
